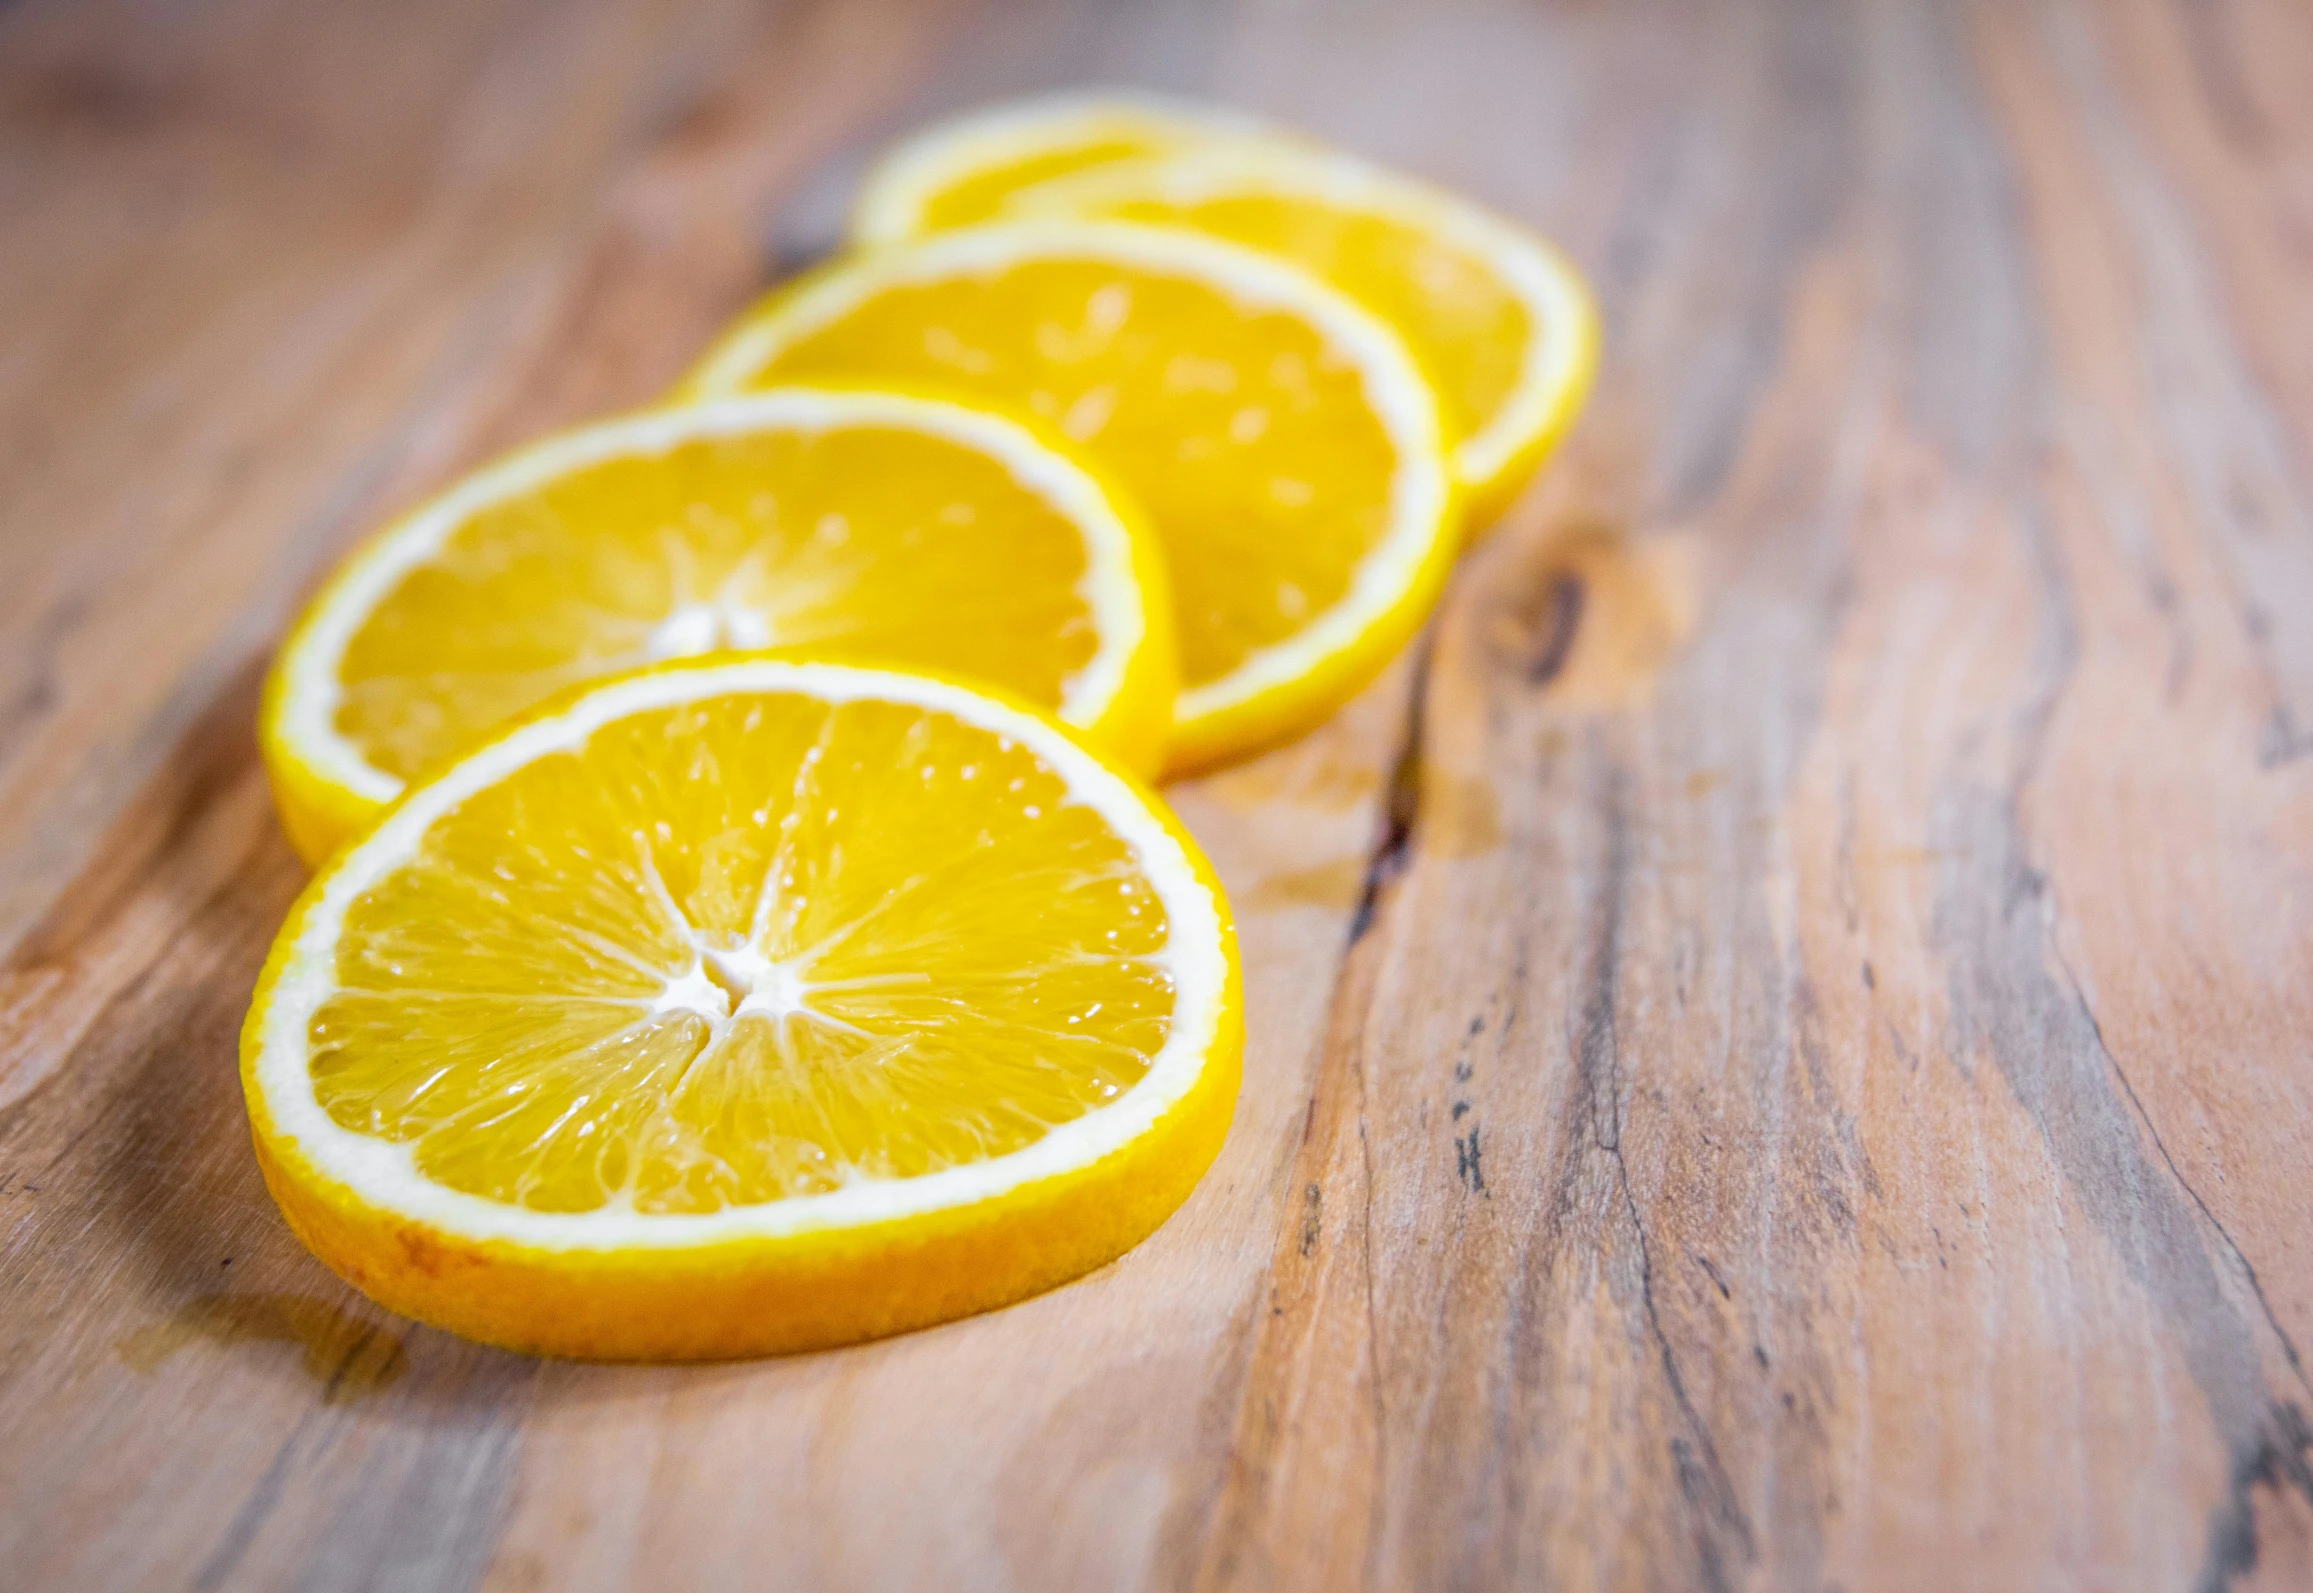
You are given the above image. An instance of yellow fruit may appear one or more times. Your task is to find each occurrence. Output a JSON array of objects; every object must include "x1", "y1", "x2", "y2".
[
  {"x1": 242, "y1": 656, "x2": 1243, "y2": 1360},
  {"x1": 261, "y1": 387, "x2": 1174, "y2": 865},
  {"x1": 849, "y1": 91, "x2": 1276, "y2": 244},
  {"x1": 1003, "y1": 147, "x2": 1600, "y2": 525},
  {"x1": 680, "y1": 221, "x2": 1459, "y2": 775}
]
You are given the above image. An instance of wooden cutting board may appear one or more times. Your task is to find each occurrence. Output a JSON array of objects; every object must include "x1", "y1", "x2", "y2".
[{"x1": 4, "y1": 0, "x2": 2311, "y2": 1587}]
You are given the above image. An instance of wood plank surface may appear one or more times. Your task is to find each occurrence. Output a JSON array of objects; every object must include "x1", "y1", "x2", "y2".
[{"x1": 4, "y1": 0, "x2": 2312, "y2": 1587}]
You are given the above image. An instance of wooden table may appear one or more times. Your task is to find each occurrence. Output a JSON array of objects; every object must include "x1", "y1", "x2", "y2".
[{"x1": 6, "y1": 0, "x2": 2312, "y2": 1587}]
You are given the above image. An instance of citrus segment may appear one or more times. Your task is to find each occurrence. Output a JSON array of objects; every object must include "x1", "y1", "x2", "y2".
[
  {"x1": 243, "y1": 657, "x2": 1242, "y2": 1359},
  {"x1": 262, "y1": 388, "x2": 1172, "y2": 864},
  {"x1": 681, "y1": 221, "x2": 1458, "y2": 774},
  {"x1": 1004, "y1": 148, "x2": 1600, "y2": 522}
]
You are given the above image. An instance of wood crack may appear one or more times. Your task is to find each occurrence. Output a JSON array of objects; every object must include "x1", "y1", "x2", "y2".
[
  {"x1": 1524, "y1": 573, "x2": 1586, "y2": 688},
  {"x1": 1576, "y1": 750, "x2": 1757, "y2": 1588},
  {"x1": 2055, "y1": 939, "x2": 2311, "y2": 1401},
  {"x1": 192, "y1": 1413, "x2": 310, "y2": 1592},
  {"x1": 1977, "y1": 448, "x2": 2313, "y2": 1587},
  {"x1": 2048, "y1": 947, "x2": 2313, "y2": 1591},
  {"x1": 2255, "y1": 703, "x2": 2313, "y2": 769},
  {"x1": 1354, "y1": 1108, "x2": 1390, "y2": 1586},
  {"x1": 1347, "y1": 628, "x2": 1437, "y2": 945}
]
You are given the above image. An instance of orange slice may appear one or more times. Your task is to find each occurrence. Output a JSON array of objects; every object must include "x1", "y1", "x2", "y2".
[
  {"x1": 262, "y1": 387, "x2": 1173, "y2": 862},
  {"x1": 681, "y1": 221, "x2": 1459, "y2": 774},
  {"x1": 243, "y1": 656, "x2": 1243, "y2": 1359}
]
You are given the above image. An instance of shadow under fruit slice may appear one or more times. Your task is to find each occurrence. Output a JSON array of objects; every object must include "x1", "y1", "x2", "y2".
[
  {"x1": 262, "y1": 387, "x2": 1174, "y2": 864},
  {"x1": 242, "y1": 656, "x2": 1242, "y2": 1360}
]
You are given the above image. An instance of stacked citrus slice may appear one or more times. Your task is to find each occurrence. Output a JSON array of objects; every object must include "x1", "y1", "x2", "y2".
[
  {"x1": 848, "y1": 91, "x2": 1278, "y2": 242},
  {"x1": 260, "y1": 388, "x2": 1173, "y2": 862},
  {"x1": 993, "y1": 147, "x2": 1599, "y2": 523},
  {"x1": 852, "y1": 96, "x2": 1600, "y2": 523},
  {"x1": 245, "y1": 92, "x2": 1596, "y2": 1360},
  {"x1": 680, "y1": 221, "x2": 1459, "y2": 774}
]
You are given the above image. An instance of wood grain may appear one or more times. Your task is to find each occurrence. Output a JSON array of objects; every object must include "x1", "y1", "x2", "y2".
[{"x1": 4, "y1": 0, "x2": 2312, "y2": 1588}]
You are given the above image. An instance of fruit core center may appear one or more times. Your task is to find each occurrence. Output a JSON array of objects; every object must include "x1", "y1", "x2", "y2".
[
  {"x1": 648, "y1": 602, "x2": 773, "y2": 660},
  {"x1": 654, "y1": 944, "x2": 808, "y2": 1024}
]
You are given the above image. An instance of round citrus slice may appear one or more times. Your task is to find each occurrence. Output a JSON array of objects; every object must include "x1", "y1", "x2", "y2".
[
  {"x1": 1002, "y1": 147, "x2": 1601, "y2": 525},
  {"x1": 679, "y1": 220, "x2": 1460, "y2": 776},
  {"x1": 848, "y1": 91, "x2": 1277, "y2": 244},
  {"x1": 242, "y1": 655, "x2": 1243, "y2": 1360},
  {"x1": 261, "y1": 387, "x2": 1174, "y2": 865}
]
